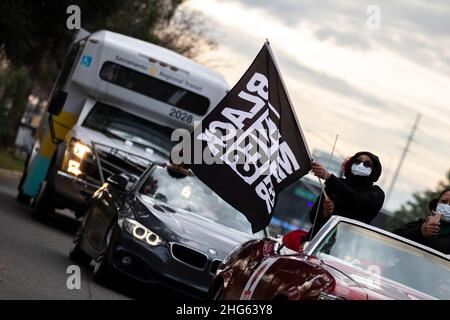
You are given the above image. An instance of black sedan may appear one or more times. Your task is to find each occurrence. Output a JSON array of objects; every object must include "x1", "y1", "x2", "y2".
[{"x1": 69, "y1": 163, "x2": 264, "y2": 298}]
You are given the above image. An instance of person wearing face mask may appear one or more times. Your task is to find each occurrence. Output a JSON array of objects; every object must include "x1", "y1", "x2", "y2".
[
  {"x1": 304, "y1": 151, "x2": 385, "y2": 240},
  {"x1": 394, "y1": 188, "x2": 450, "y2": 254}
]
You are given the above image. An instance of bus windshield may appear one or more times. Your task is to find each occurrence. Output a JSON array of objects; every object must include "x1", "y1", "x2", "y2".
[
  {"x1": 100, "y1": 62, "x2": 210, "y2": 116},
  {"x1": 82, "y1": 102, "x2": 175, "y2": 155}
]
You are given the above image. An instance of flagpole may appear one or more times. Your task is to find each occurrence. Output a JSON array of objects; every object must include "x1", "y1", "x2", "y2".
[
  {"x1": 309, "y1": 134, "x2": 339, "y2": 241},
  {"x1": 265, "y1": 40, "x2": 312, "y2": 161}
]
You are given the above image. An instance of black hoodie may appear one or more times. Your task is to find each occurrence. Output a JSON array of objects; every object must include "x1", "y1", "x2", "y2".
[
  {"x1": 306, "y1": 151, "x2": 385, "y2": 240},
  {"x1": 393, "y1": 188, "x2": 450, "y2": 254}
]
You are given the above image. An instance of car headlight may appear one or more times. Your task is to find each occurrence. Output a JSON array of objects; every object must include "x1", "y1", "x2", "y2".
[{"x1": 118, "y1": 218, "x2": 165, "y2": 246}]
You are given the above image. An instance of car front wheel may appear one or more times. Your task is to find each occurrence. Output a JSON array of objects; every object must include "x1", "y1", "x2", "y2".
[
  {"x1": 69, "y1": 223, "x2": 91, "y2": 264},
  {"x1": 209, "y1": 277, "x2": 224, "y2": 300},
  {"x1": 92, "y1": 225, "x2": 116, "y2": 284},
  {"x1": 92, "y1": 252, "x2": 110, "y2": 284}
]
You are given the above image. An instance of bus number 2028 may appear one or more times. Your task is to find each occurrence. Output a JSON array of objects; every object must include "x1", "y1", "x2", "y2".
[{"x1": 169, "y1": 108, "x2": 193, "y2": 124}]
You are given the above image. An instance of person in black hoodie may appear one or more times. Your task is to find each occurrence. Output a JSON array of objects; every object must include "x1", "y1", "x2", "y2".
[
  {"x1": 394, "y1": 188, "x2": 450, "y2": 254},
  {"x1": 305, "y1": 151, "x2": 385, "y2": 240}
]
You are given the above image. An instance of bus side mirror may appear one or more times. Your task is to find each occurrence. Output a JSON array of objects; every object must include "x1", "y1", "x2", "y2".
[{"x1": 48, "y1": 90, "x2": 67, "y2": 115}]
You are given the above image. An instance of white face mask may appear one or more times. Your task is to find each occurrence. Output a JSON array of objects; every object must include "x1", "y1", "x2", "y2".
[
  {"x1": 351, "y1": 163, "x2": 372, "y2": 177},
  {"x1": 436, "y1": 203, "x2": 450, "y2": 222}
]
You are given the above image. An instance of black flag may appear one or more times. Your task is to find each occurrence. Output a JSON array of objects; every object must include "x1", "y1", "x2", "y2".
[{"x1": 190, "y1": 42, "x2": 312, "y2": 233}]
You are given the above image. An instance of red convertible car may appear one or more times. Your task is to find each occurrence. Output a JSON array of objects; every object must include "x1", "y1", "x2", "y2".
[{"x1": 209, "y1": 216, "x2": 450, "y2": 300}]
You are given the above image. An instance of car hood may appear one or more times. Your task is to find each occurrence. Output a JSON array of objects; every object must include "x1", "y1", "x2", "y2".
[
  {"x1": 132, "y1": 194, "x2": 259, "y2": 259},
  {"x1": 71, "y1": 125, "x2": 169, "y2": 165}
]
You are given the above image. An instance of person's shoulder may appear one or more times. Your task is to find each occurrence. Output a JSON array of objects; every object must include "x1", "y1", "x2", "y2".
[
  {"x1": 369, "y1": 184, "x2": 384, "y2": 194},
  {"x1": 332, "y1": 176, "x2": 347, "y2": 184}
]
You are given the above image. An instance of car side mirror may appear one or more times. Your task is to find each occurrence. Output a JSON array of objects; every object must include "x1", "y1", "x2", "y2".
[
  {"x1": 48, "y1": 89, "x2": 67, "y2": 115},
  {"x1": 107, "y1": 173, "x2": 135, "y2": 192}
]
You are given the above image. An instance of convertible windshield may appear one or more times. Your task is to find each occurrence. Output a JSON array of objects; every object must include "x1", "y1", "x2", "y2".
[
  {"x1": 312, "y1": 222, "x2": 450, "y2": 299},
  {"x1": 139, "y1": 166, "x2": 260, "y2": 236},
  {"x1": 82, "y1": 102, "x2": 175, "y2": 155}
]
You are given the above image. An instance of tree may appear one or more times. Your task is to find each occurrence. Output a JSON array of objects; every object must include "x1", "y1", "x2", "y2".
[
  {"x1": 101, "y1": 0, "x2": 183, "y2": 44},
  {"x1": 0, "y1": 0, "x2": 185, "y2": 88},
  {"x1": 0, "y1": 1, "x2": 122, "y2": 68},
  {"x1": 154, "y1": 8, "x2": 217, "y2": 59},
  {"x1": 0, "y1": 54, "x2": 32, "y2": 147},
  {"x1": 0, "y1": 0, "x2": 219, "y2": 147},
  {"x1": 388, "y1": 171, "x2": 450, "y2": 229},
  {"x1": 0, "y1": 1, "x2": 215, "y2": 91}
]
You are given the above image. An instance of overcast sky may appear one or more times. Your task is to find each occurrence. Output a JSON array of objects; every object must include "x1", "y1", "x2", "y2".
[{"x1": 183, "y1": 0, "x2": 450, "y2": 212}]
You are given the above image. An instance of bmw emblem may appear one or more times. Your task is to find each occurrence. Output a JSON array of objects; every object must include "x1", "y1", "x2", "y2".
[{"x1": 208, "y1": 248, "x2": 217, "y2": 255}]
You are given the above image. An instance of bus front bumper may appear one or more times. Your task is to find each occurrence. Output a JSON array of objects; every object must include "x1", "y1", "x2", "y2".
[{"x1": 53, "y1": 170, "x2": 100, "y2": 210}]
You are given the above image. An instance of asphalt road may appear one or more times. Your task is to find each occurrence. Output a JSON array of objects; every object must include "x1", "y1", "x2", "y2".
[{"x1": 0, "y1": 175, "x2": 132, "y2": 300}]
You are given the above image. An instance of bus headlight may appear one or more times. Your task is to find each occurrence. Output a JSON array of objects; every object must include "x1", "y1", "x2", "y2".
[
  {"x1": 73, "y1": 141, "x2": 91, "y2": 158},
  {"x1": 67, "y1": 160, "x2": 82, "y2": 176},
  {"x1": 119, "y1": 218, "x2": 165, "y2": 246},
  {"x1": 63, "y1": 139, "x2": 92, "y2": 176}
]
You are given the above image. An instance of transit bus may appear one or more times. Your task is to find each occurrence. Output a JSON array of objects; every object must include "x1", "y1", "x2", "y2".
[{"x1": 17, "y1": 29, "x2": 230, "y2": 220}]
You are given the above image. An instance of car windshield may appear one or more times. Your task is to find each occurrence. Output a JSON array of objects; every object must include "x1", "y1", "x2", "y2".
[
  {"x1": 139, "y1": 166, "x2": 262, "y2": 236},
  {"x1": 82, "y1": 102, "x2": 175, "y2": 155},
  {"x1": 312, "y1": 222, "x2": 450, "y2": 299}
]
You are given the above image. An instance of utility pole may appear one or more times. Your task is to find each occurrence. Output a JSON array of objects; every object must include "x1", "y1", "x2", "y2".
[{"x1": 386, "y1": 113, "x2": 421, "y2": 206}]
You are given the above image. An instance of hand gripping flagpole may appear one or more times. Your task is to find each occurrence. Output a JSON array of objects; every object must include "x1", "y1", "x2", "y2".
[{"x1": 309, "y1": 134, "x2": 339, "y2": 241}]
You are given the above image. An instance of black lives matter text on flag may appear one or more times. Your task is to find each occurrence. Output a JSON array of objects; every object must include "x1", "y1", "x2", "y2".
[{"x1": 190, "y1": 41, "x2": 312, "y2": 233}]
